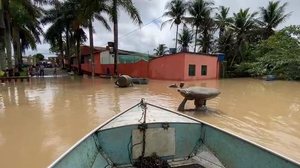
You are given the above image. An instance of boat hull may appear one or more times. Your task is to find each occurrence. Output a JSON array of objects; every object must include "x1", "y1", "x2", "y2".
[{"x1": 49, "y1": 102, "x2": 300, "y2": 168}]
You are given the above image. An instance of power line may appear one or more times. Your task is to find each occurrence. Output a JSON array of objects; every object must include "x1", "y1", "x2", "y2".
[
  {"x1": 119, "y1": 15, "x2": 163, "y2": 40},
  {"x1": 97, "y1": 15, "x2": 163, "y2": 46}
]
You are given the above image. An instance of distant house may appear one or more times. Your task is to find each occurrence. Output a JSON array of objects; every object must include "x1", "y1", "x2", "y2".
[
  {"x1": 22, "y1": 56, "x2": 34, "y2": 65},
  {"x1": 71, "y1": 45, "x2": 222, "y2": 80},
  {"x1": 149, "y1": 52, "x2": 220, "y2": 80},
  {"x1": 75, "y1": 45, "x2": 149, "y2": 76}
]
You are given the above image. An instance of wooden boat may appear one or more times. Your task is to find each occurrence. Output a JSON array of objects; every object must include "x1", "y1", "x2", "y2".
[{"x1": 49, "y1": 99, "x2": 300, "y2": 168}]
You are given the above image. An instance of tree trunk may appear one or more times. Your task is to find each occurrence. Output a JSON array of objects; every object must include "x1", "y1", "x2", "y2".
[
  {"x1": 12, "y1": 26, "x2": 21, "y2": 67},
  {"x1": 76, "y1": 28, "x2": 81, "y2": 75},
  {"x1": 65, "y1": 26, "x2": 70, "y2": 70},
  {"x1": 13, "y1": 41, "x2": 17, "y2": 66},
  {"x1": 59, "y1": 33, "x2": 64, "y2": 68},
  {"x1": 230, "y1": 38, "x2": 242, "y2": 67},
  {"x1": 4, "y1": 10, "x2": 12, "y2": 69},
  {"x1": 202, "y1": 28, "x2": 209, "y2": 53},
  {"x1": 0, "y1": 7, "x2": 6, "y2": 70},
  {"x1": 175, "y1": 24, "x2": 179, "y2": 52},
  {"x1": 89, "y1": 18, "x2": 95, "y2": 78},
  {"x1": 218, "y1": 27, "x2": 224, "y2": 52},
  {"x1": 113, "y1": 0, "x2": 118, "y2": 76},
  {"x1": 194, "y1": 26, "x2": 198, "y2": 53}
]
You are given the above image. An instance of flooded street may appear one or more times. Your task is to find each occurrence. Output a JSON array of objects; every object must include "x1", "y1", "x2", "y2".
[{"x1": 0, "y1": 77, "x2": 300, "y2": 167}]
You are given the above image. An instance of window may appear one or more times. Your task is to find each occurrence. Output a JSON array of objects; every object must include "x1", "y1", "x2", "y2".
[
  {"x1": 189, "y1": 64, "x2": 196, "y2": 76},
  {"x1": 201, "y1": 65, "x2": 207, "y2": 76}
]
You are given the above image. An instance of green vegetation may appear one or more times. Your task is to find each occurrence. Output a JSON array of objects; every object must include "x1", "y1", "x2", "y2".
[
  {"x1": 159, "y1": 0, "x2": 299, "y2": 80},
  {"x1": 154, "y1": 44, "x2": 168, "y2": 56},
  {"x1": 162, "y1": 0, "x2": 187, "y2": 51},
  {"x1": 239, "y1": 26, "x2": 300, "y2": 80},
  {"x1": 32, "y1": 53, "x2": 44, "y2": 62},
  {"x1": 0, "y1": 0, "x2": 142, "y2": 77},
  {"x1": 178, "y1": 26, "x2": 193, "y2": 52},
  {"x1": 0, "y1": 0, "x2": 299, "y2": 80},
  {"x1": 0, "y1": 0, "x2": 44, "y2": 70}
]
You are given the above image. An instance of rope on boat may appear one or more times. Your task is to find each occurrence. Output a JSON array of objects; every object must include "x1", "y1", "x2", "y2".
[
  {"x1": 139, "y1": 99, "x2": 147, "y2": 158},
  {"x1": 92, "y1": 134, "x2": 114, "y2": 167},
  {"x1": 187, "y1": 124, "x2": 206, "y2": 162},
  {"x1": 132, "y1": 99, "x2": 172, "y2": 168}
]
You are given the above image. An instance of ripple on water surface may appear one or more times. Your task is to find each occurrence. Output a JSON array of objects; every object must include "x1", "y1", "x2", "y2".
[{"x1": 0, "y1": 78, "x2": 300, "y2": 167}]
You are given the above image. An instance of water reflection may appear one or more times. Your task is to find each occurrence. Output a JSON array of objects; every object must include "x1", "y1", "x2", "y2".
[{"x1": 0, "y1": 77, "x2": 299, "y2": 167}]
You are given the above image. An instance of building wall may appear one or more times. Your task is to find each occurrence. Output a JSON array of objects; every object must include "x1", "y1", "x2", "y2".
[
  {"x1": 74, "y1": 46, "x2": 220, "y2": 81},
  {"x1": 118, "y1": 60, "x2": 148, "y2": 77},
  {"x1": 100, "y1": 51, "x2": 115, "y2": 64},
  {"x1": 148, "y1": 54, "x2": 186, "y2": 80},
  {"x1": 81, "y1": 53, "x2": 102, "y2": 74},
  {"x1": 101, "y1": 60, "x2": 148, "y2": 77},
  {"x1": 183, "y1": 53, "x2": 219, "y2": 80}
]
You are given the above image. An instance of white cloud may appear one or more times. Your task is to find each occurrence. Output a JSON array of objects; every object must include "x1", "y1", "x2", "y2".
[{"x1": 27, "y1": 0, "x2": 300, "y2": 57}]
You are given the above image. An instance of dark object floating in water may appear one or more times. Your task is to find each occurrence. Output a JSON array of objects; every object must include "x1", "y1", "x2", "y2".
[
  {"x1": 263, "y1": 75, "x2": 276, "y2": 81},
  {"x1": 99, "y1": 74, "x2": 112, "y2": 79},
  {"x1": 115, "y1": 75, "x2": 133, "y2": 87},
  {"x1": 177, "y1": 86, "x2": 220, "y2": 111},
  {"x1": 169, "y1": 82, "x2": 185, "y2": 88},
  {"x1": 132, "y1": 78, "x2": 148, "y2": 84},
  {"x1": 169, "y1": 84, "x2": 178, "y2": 88}
]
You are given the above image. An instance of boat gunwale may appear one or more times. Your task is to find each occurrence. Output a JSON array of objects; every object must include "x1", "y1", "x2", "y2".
[
  {"x1": 48, "y1": 102, "x2": 141, "y2": 168},
  {"x1": 48, "y1": 101, "x2": 300, "y2": 167},
  {"x1": 149, "y1": 102, "x2": 300, "y2": 166}
]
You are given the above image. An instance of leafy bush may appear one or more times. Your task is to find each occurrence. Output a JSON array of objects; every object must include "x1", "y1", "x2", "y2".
[{"x1": 245, "y1": 25, "x2": 300, "y2": 80}]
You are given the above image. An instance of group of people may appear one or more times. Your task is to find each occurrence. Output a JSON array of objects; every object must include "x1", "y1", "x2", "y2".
[{"x1": 28, "y1": 64, "x2": 45, "y2": 77}]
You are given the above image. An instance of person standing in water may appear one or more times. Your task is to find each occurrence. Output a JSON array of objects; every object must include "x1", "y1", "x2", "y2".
[{"x1": 40, "y1": 64, "x2": 44, "y2": 76}]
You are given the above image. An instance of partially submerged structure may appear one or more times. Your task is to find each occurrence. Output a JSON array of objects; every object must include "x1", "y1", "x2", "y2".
[{"x1": 70, "y1": 45, "x2": 223, "y2": 81}]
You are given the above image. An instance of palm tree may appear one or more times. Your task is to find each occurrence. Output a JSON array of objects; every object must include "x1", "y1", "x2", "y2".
[
  {"x1": 230, "y1": 8, "x2": 258, "y2": 67},
  {"x1": 3, "y1": 0, "x2": 13, "y2": 69},
  {"x1": 0, "y1": 2, "x2": 6, "y2": 70},
  {"x1": 81, "y1": 0, "x2": 111, "y2": 77},
  {"x1": 162, "y1": 0, "x2": 187, "y2": 53},
  {"x1": 10, "y1": 1, "x2": 43, "y2": 67},
  {"x1": 42, "y1": 1, "x2": 68, "y2": 68},
  {"x1": 108, "y1": 0, "x2": 142, "y2": 75},
  {"x1": 153, "y1": 44, "x2": 168, "y2": 56},
  {"x1": 259, "y1": 1, "x2": 290, "y2": 39},
  {"x1": 186, "y1": 0, "x2": 213, "y2": 52},
  {"x1": 0, "y1": 0, "x2": 48, "y2": 69},
  {"x1": 43, "y1": 0, "x2": 88, "y2": 74},
  {"x1": 215, "y1": 6, "x2": 232, "y2": 43},
  {"x1": 196, "y1": 9, "x2": 215, "y2": 53},
  {"x1": 178, "y1": 26, "x2": 193, "y2": 52}
]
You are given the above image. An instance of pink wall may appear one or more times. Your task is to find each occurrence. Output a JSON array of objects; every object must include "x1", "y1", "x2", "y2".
[
  {"x1": 80, "y1": 53, "x2": 103, "y2": 74},
  {"x1": 183, "y1": 53, "x2": 219, "y2": 80},
  {"x1": 72, "y1": 47, "x2": 220, "y2": 81},
  {"x1": 118, "y1": 60, "x2": 148, "y2": 77},
  {"x1": 101, "y1": 61, "x2": 148, "y2": 77},
  {"x1": 148, "y1": 54, "x2": 186, "y2": 80}
]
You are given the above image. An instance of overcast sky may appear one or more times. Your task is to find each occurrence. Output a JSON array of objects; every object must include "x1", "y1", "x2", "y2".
[{"x1": 27, "y1": 0, "x2": 300, "y2": 57}]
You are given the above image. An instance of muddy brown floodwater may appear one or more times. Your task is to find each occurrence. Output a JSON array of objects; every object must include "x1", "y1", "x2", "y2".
[{"x1": 0, "y1": 77, "x2": 300, "y2": 167}]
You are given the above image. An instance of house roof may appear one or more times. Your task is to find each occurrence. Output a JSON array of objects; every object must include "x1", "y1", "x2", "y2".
[
  {"x1": 81, "y1": 45, "x2": 130, "y2": 55},
  {"x1": 80, "y1": 45, "x2": 151, "y2": 58}
]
